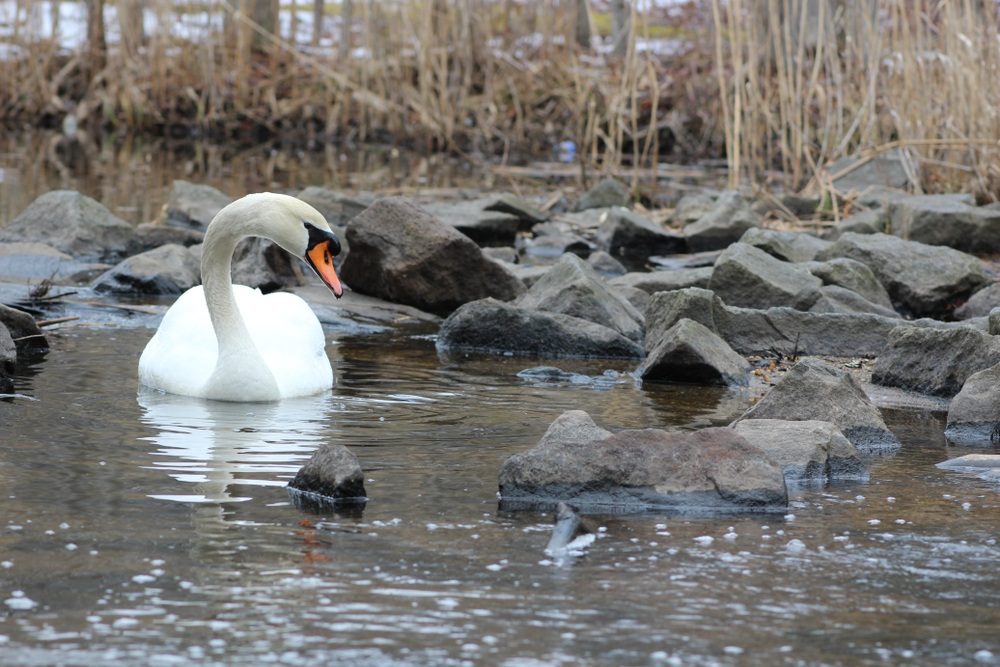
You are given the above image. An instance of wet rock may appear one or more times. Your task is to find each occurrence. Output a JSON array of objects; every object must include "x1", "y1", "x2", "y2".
[
  {"x1": 871, "y1": 326, "x2": 1000, "y2": 397},
  {"x1": 0, "y1": 190, "x2": 136, "y2": 261},
  {"x1": 807, "y1": 285, "x2": 900, "y2": 318},
  {"x1": 339, "y1": 197, "x2": 525, "y2": 315},
  {"x1": 524, "y1": 232, "x2": 594, "y2": 259},
  {"x1": 0, "y1": 242, "x2": 92, "y2": 280},
  {"x1": 731, "y1": 357, "x2": 900, "y2": 455},
  {"x1": 636, "y1": 318, "x2": 751, "y2": 387},
  {"x1": 802, "y1": 257, "x2": 893, "y2": 309},
  {"x1": 828, "y1": 149, "x2": 910, "y2": 192},
  {"x1": 516, "y1": 253, "x2": 645, "y2": 342},
  {"x1": 887, "y1": 194, "x2": 1000, "y2": 254},
  {"x1": 231, "y1": 237, "x2": 303, "y2": 292},
  {"x1": 422, "y1": 201, "x2": 522, "y2": 246},
  {"x1": 610, "y1": 267, "x2": 713, "y2": 295},
  {"x1": 0, "y1": 303, "x2": 47, "y2": 352},
  {"x1": 708, "y1": 243, "x2": 823, "y2": 311},
  {"x1": 954, "y1": 282, "x2": 1000, "y2": 320},
  {"x1": 573, "y1": 178, "x2": 629, "y2": 211},
  {"x1": 820, "y1": 209, "x2": 886, "y2": 241},
  {"x1": 936, "y1": 454, "x2": 1000, "y2": 471},
  {"x1": 482, "y1": 247, "x2": 520, "y2": 264},
  {"x1": 586, "y1": 250, "x2": 627, "y2": 278},
  {"x1": 165, "y1": 180, "x2": 233, "y2": 232},
  {"x1": 92, "y1": 244, "x2": 200, "y2": 295},
  {"x1": 594, "y1": 207, "x2": 685, "y2": 258},
  {"x1": 671, "y1": 192, "x2": 717, "y2": 225},
  {"x1": 498, "y1": 410, "x2": 787, "y2": 512},
  {"x1": 739, "y1": 228, "x2": 832, "y2": 263},
  {"x1": 732, "y1": 420, "x2": 869, "y2": 485},
  {"x1": 683, "y1": 191, "x2": 761, "y2": 253},
  {"x1": 436, "y1": 298, "x2": 645, "y2": 359},
  {"x1": 295, "y1": 186, "x2": 376, "y2": 226},
  {"x1": 944, "y1": 363, "x2": 1000, "y2": 445},
  {"x1": 816, "y1": 232, "x2": 991, "y2": 318},
  {"x1": 287, "y1": 444, "x2": 367, "y2": 505},
  {"x1": 0, "y1": 320, "x2": 15, "y2": 376}
]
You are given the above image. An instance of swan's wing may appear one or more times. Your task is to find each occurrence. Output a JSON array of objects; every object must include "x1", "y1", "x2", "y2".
[{"x1": 138, "y1": 286, "x2": 218, "y2": 396}]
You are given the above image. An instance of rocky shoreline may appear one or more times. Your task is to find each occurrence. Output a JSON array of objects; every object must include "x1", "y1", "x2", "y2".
[{"x1": 3, "y1": 175, "x2": 1000, "y2": 514}]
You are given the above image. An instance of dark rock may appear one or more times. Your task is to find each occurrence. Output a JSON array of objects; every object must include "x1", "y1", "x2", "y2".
[
  {"x1": 545, "y1": 502, "x2": 592, "y2": 553},
  {"x1": 231, "y1": 237, "x2": 303, "y2": 292},
  {"x1": 649, "y1": 250, "x2": 723, "y2": 270},
  {"x1": 595, "y1": 207, "x2": 685, "y2": 258},
  {"x1": 524, "y1": 232, "x2": 594, "y2": 259},
  {"x1": 610, "y1": 267, "x2": 713, "y2": 294},
  {"x1": 954, "y1": 282, "x2": 1000, "y2": 320},
  {"x1": 129, "y1": 223, "x2": 205, "y2": 255},
  {"x1": 821, "y1": 209, "x2": 886, "y2": 241},
  {"x1": 828, "y1": 149, "x2": 910, "y2": 192},
  {"x1": 802, "y1": 257, "x2": 893, "y2": 309},
  {"x1": 751, "y1": 194, "x2": 821, "y2": 218},
  {"x1": 295, "y1": 186, "x2": 376, "y2": 226},
  {"x1": 516, "y1": 253, "x2": 645, "y2": 342},
  {"x1": 887, "y1": 194, "x2": 1000, "y2": 253},
  {"x1": 0, "y1": 320, "x2": 15, "y2": 375},
  {"x1": 339, "y1": 197, "x2": 525, "y2": 315},
  {"x1": 991, "y1": 307, "x2": 1000, "y2": 335},
  {"x1": 287, "y1": 444, "x2": 367, "y2": 504},
  {"x1": 708, "y1": 243, "x2": 823, "y2": 310},
  {"x1": 807, "y1": 285, "x2": 900, "y2": 318},
  {"x1": 683, "y1": 191, "x2": 761, "y2": 253},
  {"x1": 422, "y1": 201, "x2": 522, "y2": 246},
  {"x1": 0, "y1": 242, "x2": 92, "y2": 280},
  {"x1": 0, "y1": 190, "x2": 135, "y2": 261},
  {"x1": 498, "y1": 410, "x2": 787, "y2": 512},
  {"x1": 671, "y1": 193, "x2": 718, "y2": 225},
  {"x1": 482, "y1": 247, "x2": 520, "y2": 264},
  {"x1": 92, "y1": 244, "x2": 200, "y2": 295},
  {"x1": 944, "y1": 363, "x2": 1000, "y2": 445},
  {"x1": 586, "y1": 250, "x2": 627, "y2": 278},
  {"x1": 816, "y1": 232, "x2": 991, "y2": 318},
  {"x1": 0, "y1": 303, "x2": 47, "y2": 351},
  {"x1": 739, "y1": 228, "x2": 832, "y2": 263},
  {"x1": 636, "y1": 318, "x2": 750, "y2": 387},
  {"x1": 871, "y1": 326, "x2": 1000, "y2": 397},
  {"x1": 732, "y1": 420, "x2": 869, "y2": 485},
  {"x1": 436, "y1": 298, "x2": 645, "y2": 359},
  {"x1": 573, "y1": 178, "x2": 629, "y2": 211},
  {"x1": 643, "y1": 287, "x2": 723, "y2": 352},
  {"x1": 481, "y1": 193, "x2": 550, "y2": 227},
  {"x1": 732, "y1": 357, "x2": 900, "y2": 455},
  {"x1": 165, "y1": 180, "x2": 232, "y2": 232}
]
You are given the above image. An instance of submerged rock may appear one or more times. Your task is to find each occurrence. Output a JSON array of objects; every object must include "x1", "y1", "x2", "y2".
[
  {"x1": 287, "y1": 444, "x2": 367, "y2": 506},
  {"x1": 871, "y1": 326, "x2": 1000, "y2": 397},
  {"x1": 945, "y1": 363, "x2": 1000, "y2": 445},
  {"x1": 636, "y1": 318, "x2": 750, "y2": 387},
  {"x1": 732, "y1": 419, "x2": 870, "y2": 485},
  {"x1": 498, "y1": 410, "x2": 787, "y2": 512},
  {"x1": 92, "y1": 244, "x2": 200, "y2": 295}
]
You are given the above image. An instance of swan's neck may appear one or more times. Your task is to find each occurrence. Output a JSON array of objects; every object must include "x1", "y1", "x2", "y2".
[{"x1": 201, "y1": 224, "x2": 280, "y2": 401}]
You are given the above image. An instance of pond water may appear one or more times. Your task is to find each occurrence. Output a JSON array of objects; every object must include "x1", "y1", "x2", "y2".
[{"x1": 2, "y1": 314, "x2": 1000, "y2": 667}]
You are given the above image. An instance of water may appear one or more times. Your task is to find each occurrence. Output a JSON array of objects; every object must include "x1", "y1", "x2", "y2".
[{"x1": 2, "y1": 319, "x2": 1000, "y2": 667}]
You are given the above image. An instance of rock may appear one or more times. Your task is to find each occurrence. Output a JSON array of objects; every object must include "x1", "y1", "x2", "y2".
[
  {"x1": 671, "y1": 193, "x2": 718, "y2": 225},
  {"x1": 480, "y1": 193, "x2": 550, "y2": 226},
  {"x1": 507, "y1": 264, "x2": 551, "y2": 288},
  {"x1": 287, "y1": 444, "x2": 367, "y2": 504},
  {"x1": 594, "y1": 207, "x2": 685, "y2": 258},
  {"x1": 807, "y1": 285, "x2": 900, "y2": 318},
  {"x1": 853, "y1": 185, "x2": 912, "y2": 210},
  {"x1": 616, "y1": 285, "x2": 650, "y2": 313},
  {"x1": 828, "y1": 149, "x2": 910, "y2": 192},
  {"x1": 0, "y1": 190, "x2": 136, "y2": 261},
  {"x1": 436, "y1": 298, "x2": 645, "y2": 359},
  {"x1": 129, "y1": 223, "x2": 205, "y2": 255},
  {"x1": 557, "y1": 208, "x2": 610, "y2": 230},
  {"x1": 751, "y1": 194, "x2": 822, "y2": 218},
  {"x1": 739, "y1": 228, "x2": 832, "y2": 263},
  {"x1": 816, "y1": 232, "x2": 991, "y2": 318},
  {"x1": 482, "y1": 247, "x2": 520, "y2": 264},
  {"x1": 231, "y1": 237, "x2": 303, "y2": 292},
  {"x1": 92, "y1": 244, "x2": 200, "y2": 295},
  {"x1": 821, "y1": 209, "x2": 886, "y2": 241},
  {"x1": 991, "y1": 307, "x2": 1000, "y2": 335},
  {"x1": 802, "y1": 257, "x2": 894, "y2": 309},
  {"x1": 524, "y1": 232, "x2": 593, "y2": 259},
  {"x1": 545, "y1": 502, "x2": 592, "y2": 554},
  {"x1": 887, "y1": 194, "x2": 1000, "y2": 254},
  {"x1": 944, "y1": 363, "x2": 1000, "y2": 444},
  {"x1": 636, "y1": 318, "x2": 751, "y2": 387},
  {"x1": 936, "y1": 454, "x2": 1000, "y2": 470},
  {"x1": 516, "y1": 253, "x2": 645, "y2": 342},
  {"x1": 0, "y1": 304, "x2": 46, "y2": 351},
  {"x1": 0, "y1": 320, "x2": 15, "y2": 376},
  {"x1": 532, "y1": 221, "x2": 572, "y2": 236},
  {"x1": 610, "y1": 267, "x2": 713, "y2": 294},
  {"x1": 954, "y1": 282, "x2": 1000, "y2": 320},
  {"x1": 422, "y1": 200, "x2": 522, "y2": 246},
  {"x1": 498, "y1": 410, "x2": 787, "y2": 512},
  {"x1": 708, "y1": 243, "x2": 823, "y2": 311},
  {"x1": 683, "y1": 191, "x2": 761, "y2": 253},
  {"x1": 649, "y1": 250, "x2": 723, "y2": 270},
  {"x1": 295, "y1": 186, "x2": 376, "y2": 226},
  {"x1": 732, "y1": 357, "x2": 900, "y2": 455},
  {"x1": 338, "y1": 197, "x2": 525, "y2": 315},
  {"x1": 732, "y1": 420, "x2": 869, "y2": 484},
  {"x1": 0, "y1": 242, "x2": 92, "y2": 280},
  {"x1": 573, "y1": 178, "x2": 629, "y2": 211},
  {"x1": 871, "y1": 326, "x2": 1000, "y2": 397},
  {"x1": 165, "y1": 180, "x2": 233, "y2": 232},
  {"x1": 586, "y1": 250, "x2": 627, "y2": 278},
  {"x1": 643, "y1": 287, "x2": 723, "y2": 352}
]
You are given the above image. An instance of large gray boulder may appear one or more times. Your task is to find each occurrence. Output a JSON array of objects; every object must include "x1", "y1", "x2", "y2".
[
  {"x1": 636, "y1": 318, "x2": 750, "y2": 387},
  {"x1": 731, "y1": 357, "x2": 900, "y2": 455},
  {"x1": 887, "y1": 194, "x2": 1000, "y2": 254},
  {"x1": 231, "y1": 237, "x2": 303, "y2": 292},
  {"x1": 573, "y1": 178, "x2": 629, "y2": 211},
  {"x1": 498, "y1": 410, "x2": 787, "y2": 512},
  {"x1": 816, "y1": 232, "x2": 991, "y2": 318},
  {"x1": 595, "y1": 207, "x2": 685, "y2": 258},
  {"x1": 0, "y1": 190, "x2": 135, "y2": 261},
  {"x1": 610, "y1": 267, "x2": 713, "y2": 295},
  {"x1": 422, "y1": 201, "x2": 522, "y2": 246},
  {"x1": 437, "y1": 298, "x2": 645, "y2": 359},
  {"x1": 516, "y1": 253, "x2": 645, "y2": 342},
  {"x1": 708, "y1": 243, "x2": 823, "y2": 311},
  {"x1": 739, "y1": 227, "x2": 832, "y2": 263},
  {"x1": 954, "y1": 282, "x2": 1000, "y2": 320},
  {"x1": 732, "y1": 419, "x2": 869, "y2": 485},
  {"x1": 871, "y1": 326, "x2": 1000, "y2": 397},
  {"x1": 165, "y1": 180, "x2": 233, "y2": 232},
  {"x1": 643, "y1": 287, "x2": 724, "y2": 353},
  {"x1": 287, "y1": 444, "x2": 367, "y2": 506},
  {"x1": 92, "y1": 244, "x2": 200, "y2": 295},
  {"x1": 944, "y1": 363, "x2": 1000, "y2": 445},
  {"x1": 683, "y1": 191, "x2": 761, "y2": 253},
  {"x1": 339, "y1": 197, "x2": 526, "y2": 315},
  {"x1": 802, "y1": 257, "x2": 894, "y2": 309}
]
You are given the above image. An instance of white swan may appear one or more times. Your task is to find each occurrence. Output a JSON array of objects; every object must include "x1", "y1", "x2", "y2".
[{"x1": 138, "y1": 193, "x2": 344, "y2": 402}]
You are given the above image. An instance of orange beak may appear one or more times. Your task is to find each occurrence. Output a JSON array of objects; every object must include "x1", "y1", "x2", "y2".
[{"x1": 306, "y1": 241, "x2": 343, "y2": 298}]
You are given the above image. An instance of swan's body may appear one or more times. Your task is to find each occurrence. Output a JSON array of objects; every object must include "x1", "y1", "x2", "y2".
[{"x1": 138, "y1": 193, "x2": 343, "y2": 402}]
